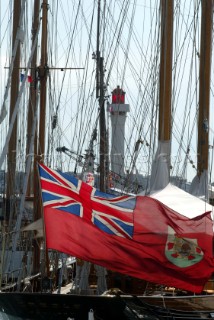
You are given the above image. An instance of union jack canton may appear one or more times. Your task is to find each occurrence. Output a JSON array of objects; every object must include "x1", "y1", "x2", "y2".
[{"x1": 39, "y1": 163, "x2": 136, "y2": 239}]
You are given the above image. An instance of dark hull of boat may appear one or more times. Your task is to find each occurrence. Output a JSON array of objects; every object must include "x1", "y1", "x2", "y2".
[
  {"x1": 0, "y1": 293, "x2": 214, "y2": 320},
  {"x1": 0, "y1": 293, "x2": 154, "y2": 320},
  {"x1": 141, "y1": 294, "x2": 214, "y2": 311}
]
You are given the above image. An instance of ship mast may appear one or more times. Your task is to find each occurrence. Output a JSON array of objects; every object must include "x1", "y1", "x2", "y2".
[
  {"x1": 0, "y1": 1, "x2": 21, "y2": 288},
  {"x1": 197, "y1": 1, "x2": 213, "y2": 181},
  {"x1": 150, "y1": 0, "x2": 173, "y2": 192},
  {"x1": 158, "y1": 0, "x2": 173, "y2": 142},
  {"x1": 33, "y1": 0, "x2": 49, "y2": 276},
  {"x1": 6, "y1": 0, "x2": 21, "y2": 209},
  {"x1": 26, "y1": 0, "x2": 40, "y2": 197},
  {"x1": 38, "y1": 1, "x2": 48, "y2": 157},
  {"x1": 96, "y1": 0, "x2": 108, "y2": 192}
]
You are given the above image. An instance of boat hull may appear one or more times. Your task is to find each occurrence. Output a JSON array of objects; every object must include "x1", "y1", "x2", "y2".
[
  {"x1": 140, "y1": 294, "x2": 214, "y2": 311},
  {"x1": 0, "y1": 293, "x2": 214, "y2": 319}
]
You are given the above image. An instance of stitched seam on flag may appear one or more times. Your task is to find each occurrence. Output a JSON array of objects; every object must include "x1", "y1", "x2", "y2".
[
  {"x1": 93, "y1": 194, "x2": 134, "y2": 202},
  {"x1": 91, "y1": 186, "x2": 135, "y2": 204},
  {"x1": 53, "y1": 201, "x2": 81, "y2": 209},
  {"x1": 92, "y1": 196, "x2": 134, "y2": 213},
  {"x1": 54, "y1": 203, "x2": 82, "y2": 217},
  {"x1": 105, "y1": 196, "x2": 135, "y2": 203},
  {"x1": 92, "y1": 188, "x2": 117, "y2": 199},
  {"x1": 92, "y1": 210, "x2": 129, "y2": 238},
  {"x1": 42, "y1": 197, "x2": 71, "y2": 206},
  {"x1": 91, "y1": 187, "x2": 135, "y2": 212},
  {"x1": 97, "y1": 211, "x2": 133, "y2": 227},
  {"x1": 92, "y1": 210, "x2": 133, "y2": 238}
]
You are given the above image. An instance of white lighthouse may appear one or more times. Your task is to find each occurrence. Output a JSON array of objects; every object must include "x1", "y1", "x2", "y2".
[{"x1": 107, "y1": 86, "x2": 130, "y2": 179}]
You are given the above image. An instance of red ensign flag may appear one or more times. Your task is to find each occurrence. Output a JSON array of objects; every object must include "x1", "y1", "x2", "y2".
[{"x1": 39, "y1": 163, "x2": 214, "y2": 293}]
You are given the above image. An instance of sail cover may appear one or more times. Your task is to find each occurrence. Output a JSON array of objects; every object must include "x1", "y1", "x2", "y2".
[
  {"x1": 38, "y1": 163, "x2": 214, "y2": 293},
  {"x1": 150, "y1": 140, "x2": 171, "y2": 192}
]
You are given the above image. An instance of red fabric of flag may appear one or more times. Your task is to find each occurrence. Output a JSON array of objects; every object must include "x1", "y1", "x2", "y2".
[{"x1": 39, "y1": 163, "x2": 214, "y2": 293}]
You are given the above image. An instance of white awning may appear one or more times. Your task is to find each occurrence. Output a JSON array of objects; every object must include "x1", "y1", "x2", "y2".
[{"x1": 150, "y1": 183, "x2": 213, "y2": 218}]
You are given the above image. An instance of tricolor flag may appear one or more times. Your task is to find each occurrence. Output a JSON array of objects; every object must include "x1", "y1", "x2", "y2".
[
  {"x1": 20, "y1": 74, "x2": 33, "y2": 83},
  {"x1": 38, "y1": 163, "x2": 214, "y2": 293}
]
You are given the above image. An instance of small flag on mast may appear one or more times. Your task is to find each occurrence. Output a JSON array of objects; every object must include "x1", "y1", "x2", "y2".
[{"x1": 20, "y1": 73, "x2": 33, "y2": 83}]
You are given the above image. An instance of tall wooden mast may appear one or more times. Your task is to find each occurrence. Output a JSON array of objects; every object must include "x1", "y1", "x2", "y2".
[
  {"x1": 38, "y1": 1, "x2": 48, "y2": 157},
  {"x1": 197, "y1": 0, "x2": 213, "y2": 176},
  {"x1": 158, "y1": 0, "x2": 173, "y2": 142},
  {"x1": 33, "y1": 0, "x2": 48, "y2": 276},
  {"x1": 150, "y1": 0, "x2": 173, "y2": 192},
  {"x1": 26, "y1": 0, "x2": 40, "y2": 197},
  {"x1": 6, "y1": 0, "x2": 21, "y2": 207},
  {"x1": 96, "y1": 0, "x2": 107, "y2": 192}
]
